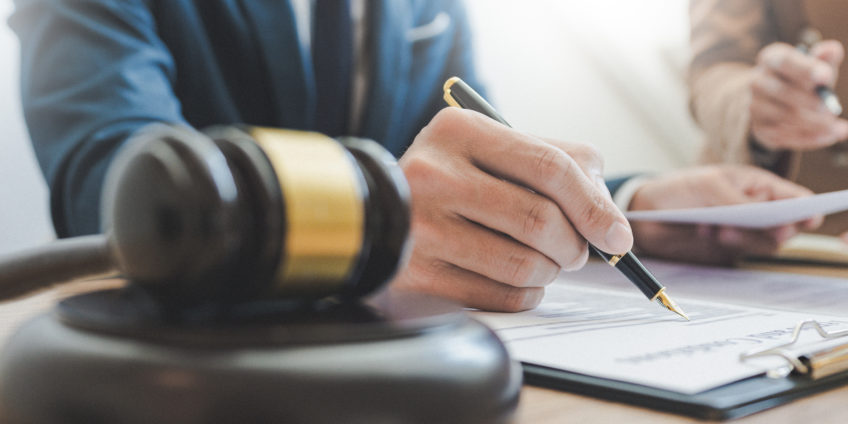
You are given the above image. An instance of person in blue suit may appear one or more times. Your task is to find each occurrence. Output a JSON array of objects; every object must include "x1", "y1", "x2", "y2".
[{"x1": 10, "y1": 0, "x2": 819, "y2": 311}]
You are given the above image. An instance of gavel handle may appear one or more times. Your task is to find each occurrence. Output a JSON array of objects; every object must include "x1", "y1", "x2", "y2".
[{"x1": 0, "y1": 235, "x2": 117, "y2": 302}]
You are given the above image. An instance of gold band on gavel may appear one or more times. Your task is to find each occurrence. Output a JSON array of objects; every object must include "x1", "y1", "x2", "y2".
[{"x1": 250, "y1": 127, "x2": 365, "y2": 296}]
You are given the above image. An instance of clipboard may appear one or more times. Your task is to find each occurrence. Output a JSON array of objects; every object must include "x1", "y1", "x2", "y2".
[{"x1": 522, "y1": 320, "x2": 848, "y2": 421}]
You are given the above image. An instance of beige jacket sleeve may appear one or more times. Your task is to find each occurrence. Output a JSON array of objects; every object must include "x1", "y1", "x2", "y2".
[{"x1": 689, "y1": 0, "x2": 779, "y2": 166}]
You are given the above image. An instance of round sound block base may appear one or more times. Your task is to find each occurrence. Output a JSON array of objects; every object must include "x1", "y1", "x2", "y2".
[{"x1": 0, "y1": 289, "x2": 521, "y2": 423}]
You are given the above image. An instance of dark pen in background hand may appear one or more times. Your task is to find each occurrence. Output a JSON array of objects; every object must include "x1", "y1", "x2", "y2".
[
  {"x1": 442, "y1": 76, "x2": 689, "y2": 321},
  {"x1": 797, "y1": 28, "x2": 843, "y2": 116}
]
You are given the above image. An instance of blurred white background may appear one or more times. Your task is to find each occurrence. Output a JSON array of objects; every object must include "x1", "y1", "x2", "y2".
[
  {"x1": 0, "y1": 0, "x2": 703, "y2": 256},
  {"x1": 0, "y1": 0, "x2": 53, "y2": 256},
  {"x1": 466, "y1": 0, "x2": 703, "y2": 174}
]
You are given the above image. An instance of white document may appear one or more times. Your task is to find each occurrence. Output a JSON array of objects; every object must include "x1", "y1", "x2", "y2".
[
  {"x1": 623, "y1": 189, "x2": 848, "y2": 228},
  {"x1": 473, "y1": 284, "x2": 848, "y2": 394},
  {"x1": 568, "y1": 259, "x2": 848, "y2": 316}
]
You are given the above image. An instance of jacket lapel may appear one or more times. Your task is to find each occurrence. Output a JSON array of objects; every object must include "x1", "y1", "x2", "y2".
[{"x1": 359, "y1": 0, "x2": 412, "y2": 150}]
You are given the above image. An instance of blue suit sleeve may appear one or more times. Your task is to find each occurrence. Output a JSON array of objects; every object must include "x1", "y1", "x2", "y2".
[
  {"x1": 605, "y1": 176, "x2": 636, "y2": 197},
  {"x1": 10, "y1": 0, "x2": 187, "y2": 237}
]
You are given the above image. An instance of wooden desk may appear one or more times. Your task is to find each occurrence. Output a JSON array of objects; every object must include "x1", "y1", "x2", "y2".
[{"x1": 2, "y1": 275, "x2": 848, "y2": 423}]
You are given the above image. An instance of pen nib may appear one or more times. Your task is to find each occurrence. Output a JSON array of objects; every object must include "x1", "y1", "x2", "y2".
[{"x1": 655, "y1": 291, "x2": 690, "y2": 321}]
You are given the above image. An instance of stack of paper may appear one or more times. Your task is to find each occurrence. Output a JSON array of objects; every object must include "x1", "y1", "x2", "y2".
[{"x1": 472, "y1": 259, "x2": 848, "y2": 395}]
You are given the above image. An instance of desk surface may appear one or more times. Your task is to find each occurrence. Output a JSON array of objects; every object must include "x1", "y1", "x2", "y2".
[{"x1": 2, "y1": 272, "x2": 848, "y2": 423}]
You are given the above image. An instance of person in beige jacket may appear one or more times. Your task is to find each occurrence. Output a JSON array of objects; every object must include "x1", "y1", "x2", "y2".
[{"x1": 690, "y1": 0, "x2": 848, "y2": 235}]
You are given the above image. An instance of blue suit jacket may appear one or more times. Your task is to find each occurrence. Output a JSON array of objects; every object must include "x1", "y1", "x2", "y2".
[{"x1": 11, "y1": 0, "x2": 484, "y2": 237}]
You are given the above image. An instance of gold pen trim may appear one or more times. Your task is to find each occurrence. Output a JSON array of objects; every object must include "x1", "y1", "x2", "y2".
[
  {"x1": 607, "y1": 255, "x2": 621, "y2": 267},
  {"x1": 443, "y1": 76, "x2": 461, "y2": 108},
  {"x1": 650, "y1": 286, "x2": 665, "y2": 301}
]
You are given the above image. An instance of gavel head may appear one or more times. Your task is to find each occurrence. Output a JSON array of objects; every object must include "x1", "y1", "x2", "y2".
[{"x1": 101, "y1": 125, "x2": 411, "y2": 305}]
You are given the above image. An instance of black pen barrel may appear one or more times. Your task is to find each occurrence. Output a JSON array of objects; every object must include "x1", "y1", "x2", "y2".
[
  {"x1": 618, "y1": 252, "x2": 663, "y2": 298},
  {"x1": 591, "y1": 247, "x2": 662, "y2": 299}
]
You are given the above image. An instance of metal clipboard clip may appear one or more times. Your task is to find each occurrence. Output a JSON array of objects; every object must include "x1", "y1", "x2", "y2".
[{"x1": 740, "y1": 320, "x2": 848, "y2": 379}]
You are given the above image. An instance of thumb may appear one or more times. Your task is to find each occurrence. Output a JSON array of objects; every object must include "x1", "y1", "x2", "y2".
[{"x1": 574, "y1": 189, "x2": 634, "y2": 255}]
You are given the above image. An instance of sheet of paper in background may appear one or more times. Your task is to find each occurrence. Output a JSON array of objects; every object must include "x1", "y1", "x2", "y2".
[
  {"x1": 565, "y1": 259, "x2": 848, "y2": 317},
  {"x1": 624, "y1": 189, "x2": 848, "y2": 228},
  {"x1": 472, "y1": 285, "x2": 848, "y2": 394}
]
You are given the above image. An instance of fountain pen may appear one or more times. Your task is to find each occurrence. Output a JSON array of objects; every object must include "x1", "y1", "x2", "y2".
[{"x1": 442, "y1": 76, "x2": 689, "y2": 320}]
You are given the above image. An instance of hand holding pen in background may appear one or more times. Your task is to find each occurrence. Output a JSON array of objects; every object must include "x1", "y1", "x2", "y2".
[
  {"x1": 797, "y1": 28, "x2": 843, "y2": 117},
  {"x1": 749, "y1": 28, "x2": 848, "y2": 151}
]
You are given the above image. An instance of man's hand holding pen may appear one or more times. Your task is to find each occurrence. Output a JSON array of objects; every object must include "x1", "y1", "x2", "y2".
[
  {"x1": 390, "y1": 107, "x2": 633, "y2": 312},
  {"x1": 419, "y1": 78, "x2": 690, "y2": 318},
  {"x1": 388, "y1": 77, "x2": 822, "y2": 315}
]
